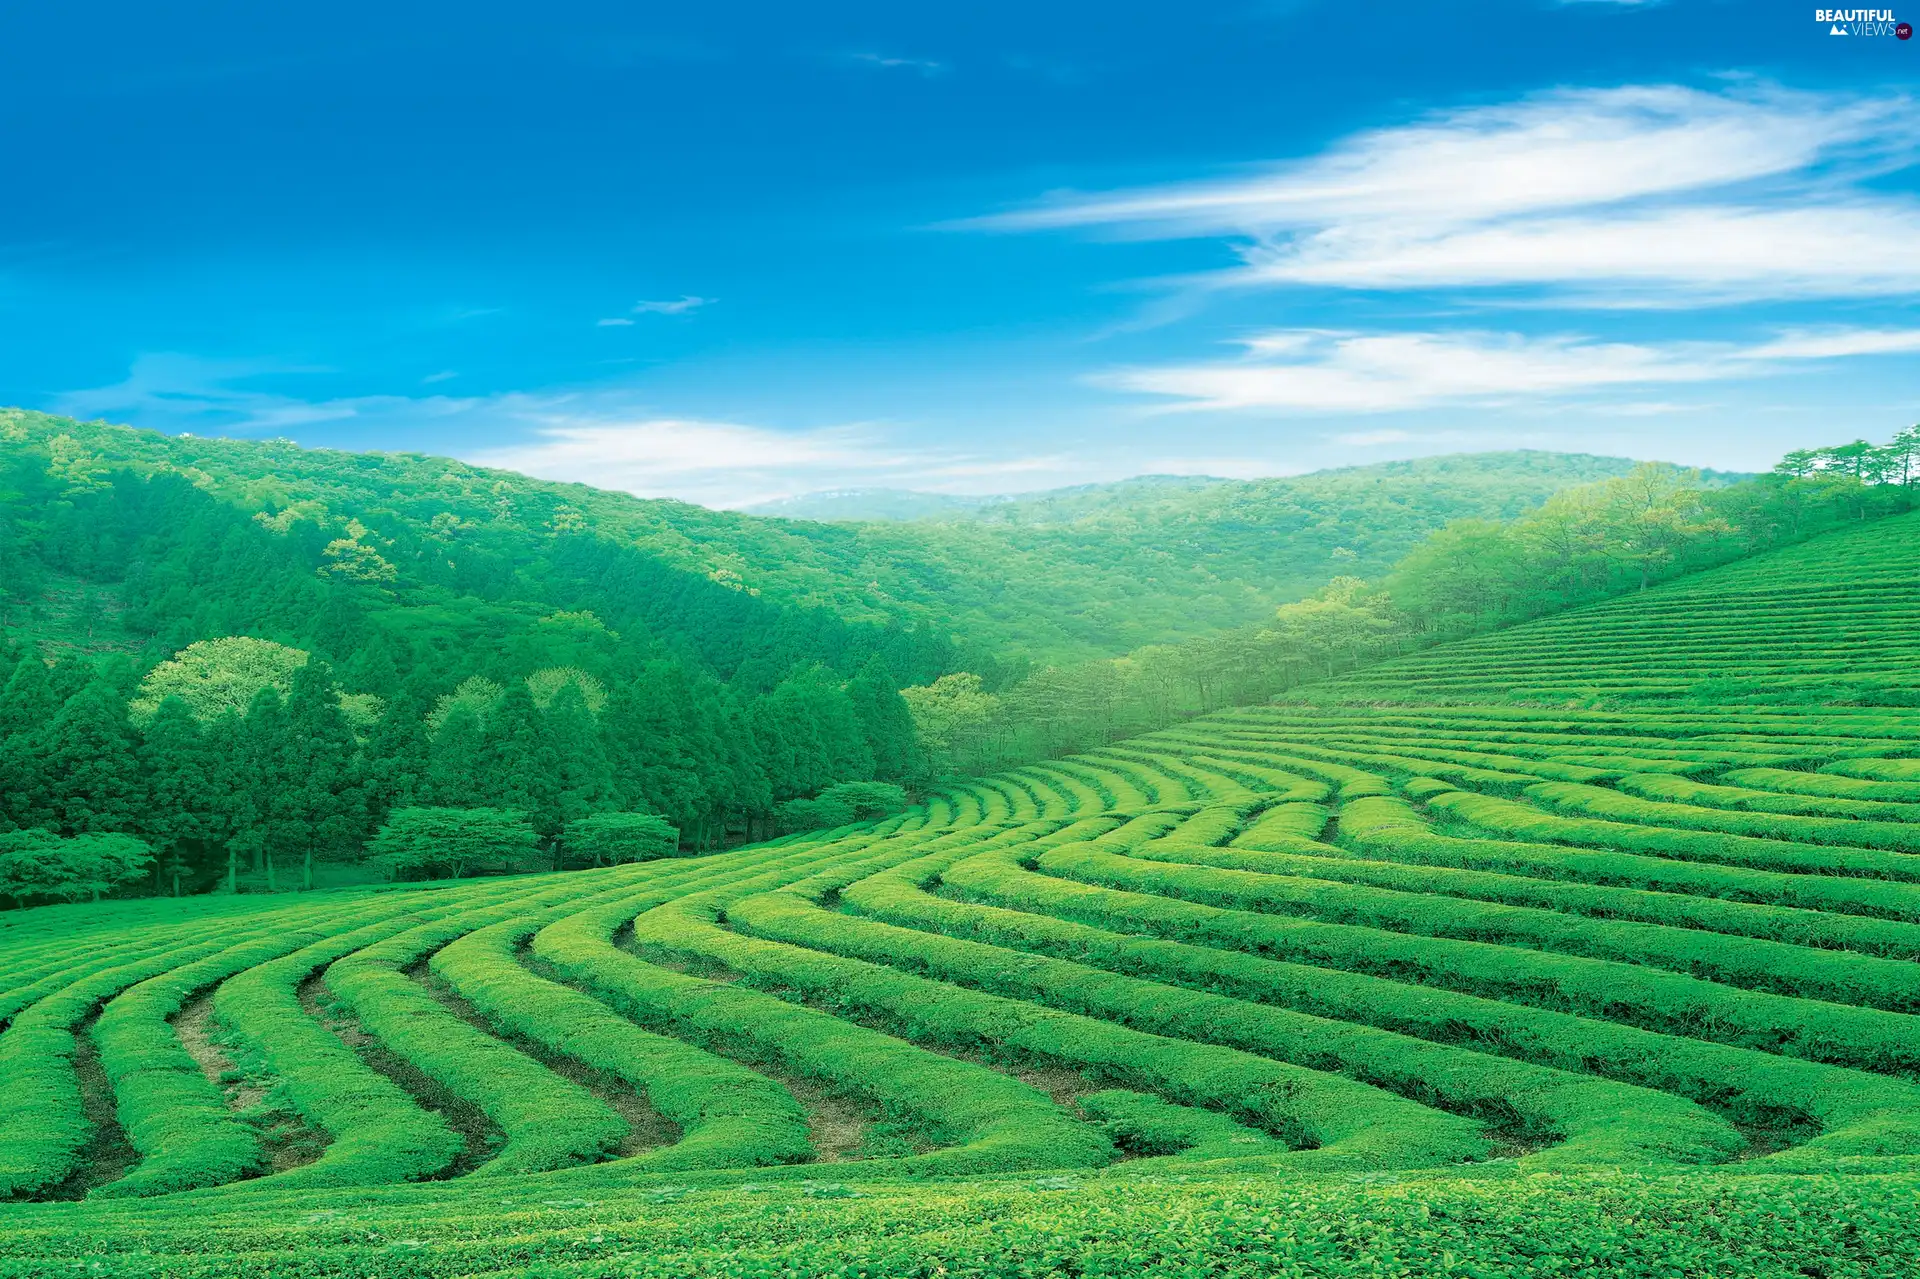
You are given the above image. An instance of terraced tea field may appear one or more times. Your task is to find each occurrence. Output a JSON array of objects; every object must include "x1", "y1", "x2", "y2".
[
  {"x1": 5, "y1": 513, "x2": 1920, "y2": 1275},
  {"x1": 1326, "y1": 508, "x2": 1920, "y2": 704}
]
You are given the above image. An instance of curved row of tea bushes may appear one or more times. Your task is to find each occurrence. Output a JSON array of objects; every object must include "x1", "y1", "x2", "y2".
[
  {"x1": 1427, "y1": 790, "x2": 1920, "y2": 882},
  {"x1": 87, "y1": 899, "x2": 418, "y2": 1198},
  {"x1": 1033, "y1": 838, "x2": 1920, "y2": 1076},
  {"x1": 1617, "y1": 772, "x2": 1920, "y2": 823},
  {"x1": 0, "y1": 936, "x2": 240, "y2": 1198},
  {"x1": 1334, "y1": 796, "x2": 1920, "y2": 974},
  {"x1": 789, "y1": 849, "x2": 1732, "y2": 1167},
  {"x1": 429, "y1": 915, "x2": 815, "y2": 1172},
  {"x1": 711, "y1": 874, "x2": 1493, "y2": 1172},
  {"x1": 1524, "y1": 781, "x2": 1920, "y2": 854},
  {"x1": 534, "y1": 824, "x2": 1119, "y2": 1178},
  {"x1": 937, "y1": 841, "x2": 1920, "y2": 1164},
  {"x1": 322, "y1": 909, "x2": 630, "y2": 1177},
  {"x1": 210, "y1": 915, "x2": 472, "y2": 1188}
]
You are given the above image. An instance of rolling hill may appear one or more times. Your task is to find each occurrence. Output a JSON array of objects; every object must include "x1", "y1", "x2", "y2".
[
  {"x1": 1, "y1": 410, "x2": 1668, "y2": 663},
  {"x1": 1320, "y1": 507, "x2": 1920, "y2": 706},
  {"x1": 2, "y1": 498, "x2": 1918, "y2": 1274}
]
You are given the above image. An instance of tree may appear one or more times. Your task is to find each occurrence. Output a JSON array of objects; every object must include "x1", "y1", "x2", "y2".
[
  {"x1": 39, "y1": 680, "x2": 145, "y2": 836},
  {"x1": 775, "y1": 781, "x2": 908, "y2": 833},
  {"x1": 128, "y1": 637, "x2": 311, "y2": 725},
  {"x1": 544, "y1": 682, "x2": 616, "y2": 850},
  {"x1": 899, "y1": 673, "x2": 1001, "y2": 777},
  {"x1": 847, "y1": 656, "x2": 923, "y2": 783},
  {"x1": 426, "y1": 703, "x2": 489, "y2": 807},
  {"x1": 365, "y1": 807, "x2": 539, "y2": 880},
  {"x1": 203, "y1": 711, "x2": 252, "y2": 893},
  {"x1": 281, "y1": 660, "x2": 367, "y2": 890},
  {"x1": 751, "y1": 666, "x2": 874, "y2": 800},
  {"x1": 0, "y1": 828, "x2": 153, "y2": 906},
  {"x1": 561, "y1": 812, "x2": 680, "y2": 867},
  {"x1": 139, "y1": 696, "x2": 216, "y2": 896}
]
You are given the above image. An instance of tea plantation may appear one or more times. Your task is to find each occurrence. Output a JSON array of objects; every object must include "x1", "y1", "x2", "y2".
[{"x1": 4, "y1": 512, "x2": 1920, "y2": 1276}]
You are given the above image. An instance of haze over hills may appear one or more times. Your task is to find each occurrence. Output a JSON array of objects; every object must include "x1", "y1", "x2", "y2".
[{"x1": 742, "y1": 475, "x2": 1232, "y2": 522}]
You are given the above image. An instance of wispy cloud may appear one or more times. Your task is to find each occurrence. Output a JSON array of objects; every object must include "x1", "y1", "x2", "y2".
[
  {"x1": 53, "y1": 354, "x2": 380, "y2": 434},
  {"x1": 632, "y1": 295, "x2": 713, "y2": 315},
  {"x1": 1102, "y1": 325, "x2": 1920, "y2": 413},
  {"x1": 421, "y1": 370, "x2": 459, "y2": 384},
  {"x1": 468, "y1": 412, "x2": 1063, "y2": 507},
  {"x1": 597, "y1": 317, "x2": 635, "y2": 327},
  {"x1": 969, "y1": 83, "x2": 1920, "y2": 305},
  {"x1": 846, "y1": 51, "x2": 946, "y2": 77},
  {"x1": 54, "y1": 354, "x2": 1073, "y2": 507}
]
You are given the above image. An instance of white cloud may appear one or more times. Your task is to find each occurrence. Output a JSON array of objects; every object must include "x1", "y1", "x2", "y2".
[
  {"x1": 53, "y1": 353, "x2": 387, "y2": 433},
  {"x1": 631, "y1": 295, "x2": 713, "y2": 316},
  {"x1": 1102, "y1": 325, "x2": 1920, "y2": 413},
  {"x1": 421, "y1": 370, "x2": 459, "y2": 383},
  {"x1": 55, "y1": 356, "x2": 1089, "y2": 506},
  {"x1": 597, "y1": 317, "x2": 635, "y2": 327},
  {"x1": 468, "y1": 413, "x2": 1071, "y2": 507},
  {"x1": 971, "y1": 83, "x2": 1920, "y2": 305},
  {"x1": 847, "y1": 52, "x2": 945, "y2": 76}
]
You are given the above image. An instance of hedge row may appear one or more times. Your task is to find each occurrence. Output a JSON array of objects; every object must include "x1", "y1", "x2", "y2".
[
  {"x1": 1525, "y1": 781, "x2": 1920, "y2": 854},
  {"x1": 1034, "y1": 834, "x2": 1920, "y2": 1076},
  {"x1": 534, "y1": 834, "x2": 1116, "y2": 1179},
  {"x1": 1618, "y1": 772, "x2": 1920, "y2": 823},
  {"x1": 966, "y1": 850, "x2": 1920, "y2": 1168},
  {"x1": 715, "y1": 873, "x2": 1493, "y2": 1173},
  {"x1": 0, "y1": 936, "x2": 238, "y2": 1198},
  {"x1": 1727, "y1": 767, "x2": 1920, "y2": 804},
  {"x1": 1429, "y1": 789, "x2": 1920, "y2": 882},
  {"x1": 1334, "y1": 795, "x2": 1920, "y2": 971},
  {"x1": 322, "y1": 908, "x2": 630, "y2": 1177},
  {"x1": 810, "y1": 848, "x2": 1730, "y2": 1168},
  {"x1": 431, "y1": 915, "x2": 814, "y2": 1172},
  {"x1": 87, "y1": 900, "x2": 402, "y2": 1198}
]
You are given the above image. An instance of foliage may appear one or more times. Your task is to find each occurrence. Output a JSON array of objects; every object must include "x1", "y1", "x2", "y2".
[
  {"x1": 0, "y1": 828, "x2": 151, "y2": 905},
  {"x1": 561, "y1": 811, "x2": 681, "y2": 866},
  {"x1": 364, "y1": 807, "x2": 541, "y2": 880},
  {"x1": 901, "y1": 449, "x2": 1916, "y2": 778},
  {"x1": 775, "y1": 781, "x2": 910, "y2": 833},
  {"x1": 127, "y1": 637, "x2": 310, "y2": 724}
]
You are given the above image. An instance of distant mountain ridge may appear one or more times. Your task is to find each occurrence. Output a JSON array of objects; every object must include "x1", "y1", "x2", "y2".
[
  {"x1": 748, "y1": 454, "x2": 1748, "y2": 529},
  {"x1": 743, "y1": 475, "x2": 1230, "y2": 522}
]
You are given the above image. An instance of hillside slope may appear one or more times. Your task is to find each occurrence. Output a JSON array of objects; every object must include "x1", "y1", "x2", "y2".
[
  {"x1": 1, "y1": 411, "x2": 1657, "y2": 662},
  {"x1": 1319, "y1": 508, "x2": 1920, "y2": 705},
  {"x1": 4, "y1": 487, "x2": 1920, "y2": 1273}
]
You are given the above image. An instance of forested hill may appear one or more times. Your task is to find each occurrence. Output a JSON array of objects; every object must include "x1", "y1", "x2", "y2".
[
  {"x1": 746, "y1": 452, "x2": 1717, "y2": 657},
  {"x1": 1, "y1": 411, "x2": 1665, "y2": 663},
  {"x1": 0, "y1": 410, "x2": 955, "y2": 690}
]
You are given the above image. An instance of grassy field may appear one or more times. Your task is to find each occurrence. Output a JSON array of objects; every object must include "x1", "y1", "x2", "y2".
[{"x1": 4, "y1": 512, "x2": 1920, "y2": 1275}]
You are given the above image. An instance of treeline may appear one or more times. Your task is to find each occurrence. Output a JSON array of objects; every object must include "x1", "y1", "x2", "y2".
[
  {"x1": 0, "y1": 633, "x2": 922, "y2": 903},
  {"x1": 902, "y1": 436, "x2": 1919, "y2": 774}
]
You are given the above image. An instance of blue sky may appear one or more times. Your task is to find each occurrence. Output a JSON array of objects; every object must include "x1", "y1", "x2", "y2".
[{"x1": 2, "y1": 1, "x2": 1917, "y2": 506}]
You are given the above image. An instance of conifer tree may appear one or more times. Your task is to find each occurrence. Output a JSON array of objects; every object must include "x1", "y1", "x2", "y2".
[
  {"x1": 237, "y1": 686, "x2": 293, "y2": 891},
  {"x1": 282, "y1": 660, "x2": 366, "y2": 890},
  {"x1": 427, "y1": 702, "x2": 489, "y2": 807},
  {"x1": 139, "y1": 696, "x2": 214, "y2": 896},
  {"x1": 848, "y1": 655, "x2": 922, "y2": 783},
  {"x1": 40, "y1": 679, "x2": 145, "y2": 837}
]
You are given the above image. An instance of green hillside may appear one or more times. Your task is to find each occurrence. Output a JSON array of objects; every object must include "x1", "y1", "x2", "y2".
[
  {"x1": 1321, "y1": 508, "x2": 1920, "y2": 705},
  {"x1": 762, "y1": 451, "x2": 1671, "y2": 657},
  {"x1": 5, "y1": 510, "x2": 1920, "y2": 1273},
  {"x1": 0, "y1": 411, "x2": 1657, "y2": 662}
]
